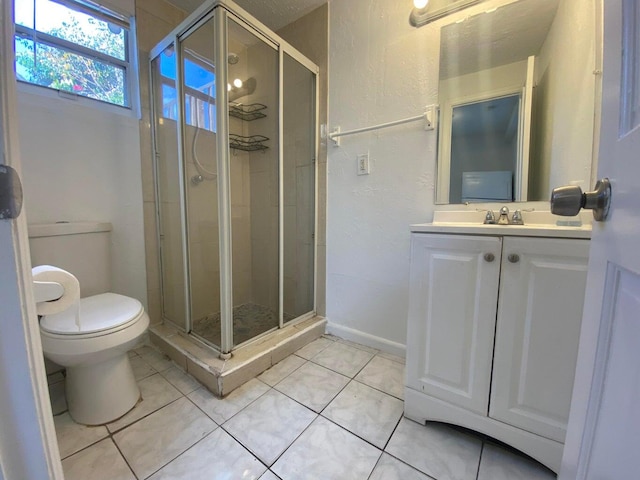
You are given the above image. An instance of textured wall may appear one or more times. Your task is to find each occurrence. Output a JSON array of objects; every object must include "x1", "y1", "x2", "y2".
[
  {"x1": 532, "y1": 0, "x2": 596, "y2": 199},
  {"x1": 17, "y1": 0, "x2": 146, "y2": 306},
  {"x1": 327, "y1": 0, "x2": 440, "y2": 354},
  {"x1": 326, "y1": 0, "x2": 597, "y2": 355}
]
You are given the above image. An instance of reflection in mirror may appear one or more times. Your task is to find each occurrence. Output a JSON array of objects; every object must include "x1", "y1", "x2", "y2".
[{"x1": 435, "y1": 0, "x2": 597, "y2": 205}]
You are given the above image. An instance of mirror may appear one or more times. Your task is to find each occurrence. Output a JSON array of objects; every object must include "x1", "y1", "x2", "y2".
[{"x1": 435, "y1": 0, "x2": 597, "y2": 204}]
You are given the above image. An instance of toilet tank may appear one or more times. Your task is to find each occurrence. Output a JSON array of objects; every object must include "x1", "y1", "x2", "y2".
[{"x1": 28, "y1": 222, "x2": 112, "y2": 298}]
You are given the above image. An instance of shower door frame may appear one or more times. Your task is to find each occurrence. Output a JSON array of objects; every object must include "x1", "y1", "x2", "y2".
[{"x1": 150, "y1": 0, "x2": 320, "y2": 355}]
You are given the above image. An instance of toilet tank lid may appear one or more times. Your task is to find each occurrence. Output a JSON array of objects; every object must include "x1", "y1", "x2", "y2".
[{"x1": 28, "y1": 222, "x2": 112, "y2": 238}]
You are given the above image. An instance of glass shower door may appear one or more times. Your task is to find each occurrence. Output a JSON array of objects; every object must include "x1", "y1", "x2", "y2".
[
  {"x1": 227, "y1": 18, "x2": 280, "y2": 346},
  {"x1": 283, "y1": 53, "x2": 316, "y2": 321},
  {"x1": 179, "y1": 16, "x2": 223, "y2": 348},
  {"x1": 151, "y1": 45, "x2": 188, "y2": 330}
]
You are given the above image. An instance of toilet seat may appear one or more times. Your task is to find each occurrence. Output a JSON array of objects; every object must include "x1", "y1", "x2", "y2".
[{"x1": 40, "y1": 293, "x2": 143, "y2": 337}]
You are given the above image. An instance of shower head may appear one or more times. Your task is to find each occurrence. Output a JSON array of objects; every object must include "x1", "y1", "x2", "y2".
[{"x1": 228, "y1": 53, "x2": 240, "y2": 64}]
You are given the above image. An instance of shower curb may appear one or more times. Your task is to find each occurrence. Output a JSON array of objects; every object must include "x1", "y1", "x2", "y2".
[{"x1": 149, "y1": 316, "x2": 326, "y2": 397}]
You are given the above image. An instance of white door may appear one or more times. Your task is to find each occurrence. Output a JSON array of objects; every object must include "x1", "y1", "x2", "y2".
[
  {"x1": 0, "y1": 2, "x2": 63, "y2": 478},
  {"x1": 559, "y1": 0, "x2": 640, "y2": 478}
]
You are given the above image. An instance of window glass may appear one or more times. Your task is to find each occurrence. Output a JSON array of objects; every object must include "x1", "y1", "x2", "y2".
[
  {"x1": 159, "y1": 48, "x2": 216, "y2": 132},
  {"x1": 14, "y1": 0, "x2": 131, "y2": 107},
  {"x1": 33, "y1": 0, "x2": 126, "y2": 60}
]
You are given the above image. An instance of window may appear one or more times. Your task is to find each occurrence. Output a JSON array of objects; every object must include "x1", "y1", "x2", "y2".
[
  {"x1": 14, "y1": 0, "x2": 132, "y2": 108},
  {"x1": 159, "y1": 47, "x2": 217, "y2": 132}
]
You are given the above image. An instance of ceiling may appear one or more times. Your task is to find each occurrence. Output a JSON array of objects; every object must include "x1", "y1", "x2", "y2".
[
  {"x1": 165, "y1": 0, "x2": 328, "y2": 31},
  {"x1": 440, "y1": 0, "x2": 560, "y2": 79}
]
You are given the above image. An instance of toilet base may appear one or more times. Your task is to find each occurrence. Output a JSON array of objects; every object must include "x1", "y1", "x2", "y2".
[{"x1": 66, "y1": 353, "x2": 140, "y2": 425}]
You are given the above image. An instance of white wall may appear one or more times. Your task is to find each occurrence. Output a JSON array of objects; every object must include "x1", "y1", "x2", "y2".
[
  {"x1": 326, "y1": 0, "x2": 597, "y2": 355},
  {"x1": 532, "y1": 0, "x2": 596, "y2": 199},
  {"x1": 327, "y1": 0, "x2": 440, "y2": 354},
  {"x1": 17, "y1": 89, "x2": 147, "y2": 307}
]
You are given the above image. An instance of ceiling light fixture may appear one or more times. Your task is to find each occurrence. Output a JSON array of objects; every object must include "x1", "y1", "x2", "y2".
[{"x1": 410, "y1": 0, "x2": 482, "y2": 27}]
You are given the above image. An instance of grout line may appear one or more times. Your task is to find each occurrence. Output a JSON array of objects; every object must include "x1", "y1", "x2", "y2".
[
  {"x1": 110, "y1": 435, "x2": 140, "y2": 479},
  {"x1": 140, "y1": 428, "x2": 220, "y2": 480},
  {"x1": 352, "y1": 376, "x2": 404, "y2": 401},
  {"x1": 476, "y1": 442, "x2": 485, "y2": 480}
]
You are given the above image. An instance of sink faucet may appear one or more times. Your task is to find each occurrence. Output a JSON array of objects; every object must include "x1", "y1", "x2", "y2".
[
  {"x1": 511, "y1": 210, "x2": 525, "y2": 225},
  {"x1": 498, "y1": 206, "x2": 510, "y2": 225},
  {"x1": 483, "y1": 210, "x2": 496, "y2": 224}
]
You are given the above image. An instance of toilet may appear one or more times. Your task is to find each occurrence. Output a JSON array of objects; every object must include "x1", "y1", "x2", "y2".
[{"x1": 28, "y1": 222, "x2": 149, "y2": 425}]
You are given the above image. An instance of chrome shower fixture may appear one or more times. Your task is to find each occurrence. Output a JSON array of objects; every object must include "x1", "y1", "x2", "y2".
[{"x1": 228, "y1": 52, "x2": 240, "y2": 64}]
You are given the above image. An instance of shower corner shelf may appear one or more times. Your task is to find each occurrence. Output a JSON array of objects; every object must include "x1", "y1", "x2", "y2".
[
  {"x1": 229, "y1": 134, "x2": 269, "y2": 152},
  {"x1": 229, "y1": 102, "x2": 267, "y2": 121}
]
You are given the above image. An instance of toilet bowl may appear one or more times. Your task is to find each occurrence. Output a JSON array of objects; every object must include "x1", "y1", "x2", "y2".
[{"x1": 40, "y1": 293, "x2": 150, "y2": 425}]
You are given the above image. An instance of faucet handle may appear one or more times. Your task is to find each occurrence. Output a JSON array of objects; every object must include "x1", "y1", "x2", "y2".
[
  {"x1": 511, "y1": 210, "x2": 524, "y2": 225},
  {"x1": 483, "y1": 210, "x2": 496, "y2": 224}
]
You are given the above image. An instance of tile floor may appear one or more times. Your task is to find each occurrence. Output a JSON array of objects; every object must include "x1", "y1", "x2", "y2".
[{"x1": 48, "y1": 335, "x2": 557, "y2": 480}]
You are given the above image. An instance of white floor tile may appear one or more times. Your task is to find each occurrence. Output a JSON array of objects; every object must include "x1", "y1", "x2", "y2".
[
  {"x1": 258, "y1": 355, "x2": 306, "y2": 386},
  {"x1": 337, "y1": 338, "x2": 379, "y2": 354},
  {"x1": 386, "y1": 419, "x2": 482, "y2": 480},
  {"x1": 54, "y1": 412, "x2": 109, "y2": 459},
  {"x1": 130, "y1": 355, "x2": 156, "y2": 381},
  {"x1": 272, "y1": 416, "x2": 381, "y2": 480},
  {"x1": 148, "y1": 428, "x2": 266, "y2": 480},
  {"x1": 369, "y1": 453, "x2": 432, "y2": 480},
  {"x1": 274, "y1": 361, "x2": 349, "y2": 412},
  {"x1": 377, "y1": 351, "x2": 406, "y2": 365},
  {"x1": 61, "y1": 438, "x2": 135, "y2": 480},
  {"x1": 295, "y1": 337, "x2": 334, "y2": 359},
  {"x1": 259, "y1": 471, "x2": 281, "y2": 480},
  {"x1": 223, "y1": 389, "x2": 316, "y2": 466},
  {"x1": 160, "y1": 365, "x2": 201, "y2": 395},
  {"x1": 136, "y1": 345, "x2": 174, "y2": 372},
  {"x1": 188, "y1": 378, "x2": 270, "y2": 425},
  {"x1": 477, "y1": 443, "x2": 556, "y2": 480},
  {"x1": 107, "y1": 373, "x2": 182, "y2": 433},
  {"x1": 323, "y1": 381, "x2": 403, "y2": 448},
  {"x1": 311, "y1": 342, "x2": 374, "y2": 377},
  {"x1": 49, "y1": 380, "x2": 67, "y2": 415},
  {"x1": 355, "y1": 355, "x2": 405, "y2": 399},
  {"x1": 114, "y1": 397, "x2": 216, "y2": 479}
]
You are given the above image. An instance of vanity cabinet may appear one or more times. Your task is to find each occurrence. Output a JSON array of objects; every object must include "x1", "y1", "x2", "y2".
[{"x1": 405, "y1": 232, "x2": 589, "y2": 473}]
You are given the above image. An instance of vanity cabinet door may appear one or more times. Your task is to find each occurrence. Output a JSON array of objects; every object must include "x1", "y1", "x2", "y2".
[
  {"x1": 406, "y1": 234, "x2": 501, "y2": 415},
  {"x1": 489, "y1": 237, "x2": 589, "y2": 442}
]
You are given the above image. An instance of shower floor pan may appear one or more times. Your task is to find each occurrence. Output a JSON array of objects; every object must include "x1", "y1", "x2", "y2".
[
  {"x1": 149, "y1": 315, "x2": 326, "y2": 397},
  {"x1": 192, "y1": 303, "x2": 296, "y2": 346}
]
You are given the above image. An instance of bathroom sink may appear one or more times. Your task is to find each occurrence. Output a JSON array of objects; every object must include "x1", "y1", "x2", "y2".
[{"x1": 411, "y1": 209, "x2": 592, "y2": 238}]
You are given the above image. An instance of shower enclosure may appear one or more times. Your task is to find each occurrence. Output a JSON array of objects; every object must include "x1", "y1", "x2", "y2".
[{"x1": 150, "y1": 1, "x2": 318, "y2": 356}]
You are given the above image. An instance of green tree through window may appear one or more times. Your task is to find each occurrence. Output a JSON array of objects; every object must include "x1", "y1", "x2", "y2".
[{"x1": 14, "y1": 0, "x2": 131, "y2": 107}]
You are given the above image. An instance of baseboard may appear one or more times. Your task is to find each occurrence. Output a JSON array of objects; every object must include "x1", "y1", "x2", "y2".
[{"x1": 325, "y1": 321, "x2": 406, "y2": 358}]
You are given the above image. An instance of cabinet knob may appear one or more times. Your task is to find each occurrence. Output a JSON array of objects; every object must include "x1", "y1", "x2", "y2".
[
  {"x1": 508, "y1": 254, "x2": 520, "y2": 263},
  {"x1": 484, "y1": 253, "x2": 495, "y2": 262}
]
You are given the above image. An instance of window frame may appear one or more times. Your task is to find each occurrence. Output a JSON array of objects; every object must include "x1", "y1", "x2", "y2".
[
  {"x1": 159, "y1": 47, "x2": 218, "y2": 132},
  {"x1": 13, "y1": 0, "x2": 135, "y2": 109}
]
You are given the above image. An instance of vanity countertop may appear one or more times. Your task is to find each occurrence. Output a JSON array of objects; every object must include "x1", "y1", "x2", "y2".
[{"x1": 411, "y1": 210, "x2": 592, "y2": 239}]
